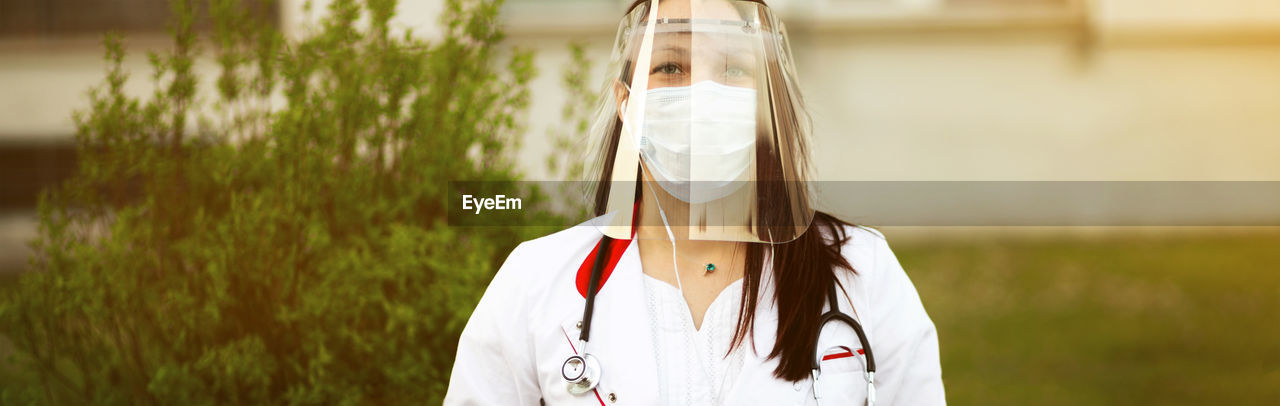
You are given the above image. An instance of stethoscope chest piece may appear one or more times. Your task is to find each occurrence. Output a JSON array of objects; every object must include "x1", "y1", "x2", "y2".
[{"x1": 562, "y1": 353, "x2": 602, "y2": 395}]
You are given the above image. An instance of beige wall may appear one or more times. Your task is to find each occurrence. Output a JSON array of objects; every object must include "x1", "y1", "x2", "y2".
[
  {"x1": 798, "y1": 30, "x2": 1280, "y2": 181},
  {"x1": 1094, "y1": 0, "x2": 1280, "y2": 28}
]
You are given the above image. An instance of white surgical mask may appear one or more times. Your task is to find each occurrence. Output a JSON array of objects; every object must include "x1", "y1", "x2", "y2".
[{"x1": 634, "y1": 81, "x2": 757, "y2": 203}]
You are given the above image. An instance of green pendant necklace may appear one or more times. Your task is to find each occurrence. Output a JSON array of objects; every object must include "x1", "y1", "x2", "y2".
[{"x1": 704, "y1": 263, "x2": 716, "y2": 273}]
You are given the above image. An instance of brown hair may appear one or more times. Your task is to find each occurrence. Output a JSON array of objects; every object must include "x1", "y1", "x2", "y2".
[{"x1": 592, "y1": 0, "x2": 857, "y2": 382}]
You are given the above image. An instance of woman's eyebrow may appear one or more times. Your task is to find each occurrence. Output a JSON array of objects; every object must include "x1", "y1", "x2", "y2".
[{"x1": 656, "y1": 45, "x2": 689, "y2": 56}]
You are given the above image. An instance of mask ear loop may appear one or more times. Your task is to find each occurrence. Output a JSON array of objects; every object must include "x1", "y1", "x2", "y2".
[{"x1": 640, "y1": 164, "x2": 686, "y2": 294}]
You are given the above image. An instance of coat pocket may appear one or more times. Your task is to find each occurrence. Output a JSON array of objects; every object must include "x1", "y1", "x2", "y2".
[
  {"x1": 813, "y1": 369, "x2": 869, "y2": 405},
  {"x1": 811, "y1": 346, "x2": 869, "y2": 405}
]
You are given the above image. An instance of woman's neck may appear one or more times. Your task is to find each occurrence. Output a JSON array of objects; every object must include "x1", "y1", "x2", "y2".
[{"x1": 636, "y1": 185, "x2": 744, "y2": 277}]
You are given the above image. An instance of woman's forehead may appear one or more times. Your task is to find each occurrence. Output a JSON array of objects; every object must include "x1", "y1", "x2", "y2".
[
  {"x1": 655, "y1": 0, "x2": 744, "y2": 21},
  {"x1": 650, "y1": 32, "x2": 757, "y2": 55}
]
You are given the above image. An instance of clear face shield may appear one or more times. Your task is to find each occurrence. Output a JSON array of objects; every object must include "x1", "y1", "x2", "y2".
[{"x1": 585, "y1": 0, "x2": 814, "y2": 244}]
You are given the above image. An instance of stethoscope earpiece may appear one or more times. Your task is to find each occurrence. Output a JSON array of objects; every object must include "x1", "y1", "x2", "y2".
[{"x1": 562, "y1": 353, "x2": 602, "y2": 395}]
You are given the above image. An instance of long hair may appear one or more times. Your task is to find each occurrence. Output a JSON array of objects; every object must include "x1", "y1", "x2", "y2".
[{"x1": 588, "y1": 0, "x2": 858, "y2": 382}]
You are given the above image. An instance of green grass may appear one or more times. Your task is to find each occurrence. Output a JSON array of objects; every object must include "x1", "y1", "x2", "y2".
[{"x1": 895, "y1": 232, "x2": 1280, "y2": 405}]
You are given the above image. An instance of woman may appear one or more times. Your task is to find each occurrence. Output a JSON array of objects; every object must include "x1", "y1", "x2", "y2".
[{"x1": 445, "y1": 0, "x2": 943, "y2": 404}]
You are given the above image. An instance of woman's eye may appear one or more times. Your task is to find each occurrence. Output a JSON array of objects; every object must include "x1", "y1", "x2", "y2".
[{"x1": 652, "y1": 63, "x2": 683, "y2": 75}]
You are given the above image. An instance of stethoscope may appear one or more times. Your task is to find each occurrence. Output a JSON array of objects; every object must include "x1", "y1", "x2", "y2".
[
  {"x1": 561, "y1": 235, "x2": 879, "y2": 405},
  {"x1": 812, "y1": 281, "x2": 877, "y2": 405}
]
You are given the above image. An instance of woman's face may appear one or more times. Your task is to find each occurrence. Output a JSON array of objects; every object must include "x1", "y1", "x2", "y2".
[
  {"x1": 645, "y1": 0, "x2": 752, "y2": 89},
  {"x1": 645, "y1": 0, "x2": 760, "y2": 90}
]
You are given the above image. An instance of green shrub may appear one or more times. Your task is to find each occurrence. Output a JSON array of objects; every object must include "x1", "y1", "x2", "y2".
[{"x1": 0, "y1": 0, "x2": 547, "y2": 404}]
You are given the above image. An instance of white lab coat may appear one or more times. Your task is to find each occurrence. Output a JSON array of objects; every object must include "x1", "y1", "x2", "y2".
[{"x1": 445, "y1": 223, "x2": 945, "y2": 405}]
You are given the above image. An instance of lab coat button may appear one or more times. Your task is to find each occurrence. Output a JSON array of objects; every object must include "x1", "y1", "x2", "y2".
[
  {"x1": 576, "y1": 320, "x2": 583, "y2": 329},
  {"x1": 793, "y1": 381, "x2": 802, "y2": 391},
  {"x1": 608, "y1": 392, "x2": 617, "y2": 403}
]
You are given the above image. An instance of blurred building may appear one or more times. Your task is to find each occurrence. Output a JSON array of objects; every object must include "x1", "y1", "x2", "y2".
[
  {"x1": 3, "y1": 0, "x2": 1280, "y2": 272},
  {"x1": 501, "y1": 0, "x2": 1280, "y2": 183}
]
